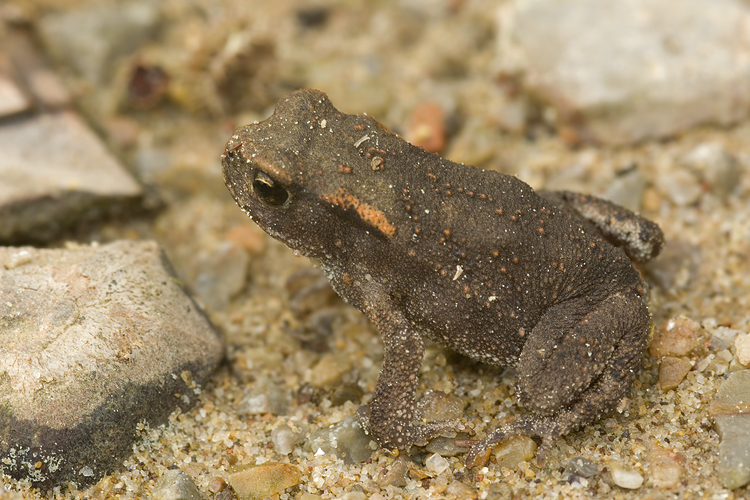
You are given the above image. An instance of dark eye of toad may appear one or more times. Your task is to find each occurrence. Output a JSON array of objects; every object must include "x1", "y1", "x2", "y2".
[{"x1": 252, "y1": 170, "x2": 289, "y2": 206}]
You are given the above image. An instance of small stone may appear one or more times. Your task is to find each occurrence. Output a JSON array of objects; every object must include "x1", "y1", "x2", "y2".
[
  {"x1": 649, "y1": 316, "x2": 708, "y2": 359},
  {"x1": 424, "y1": 453, "x2": 450, "y2": 475},
  {"x1": 227, "y1": 463, "x2": 302, "y2": 500},
  {"x1": 444, "y1": 480, "x2": 477, "y2": 498},
  {"x1": 152, "y1": 470, "x2": 203, "y2": 500},
  {"x1": 681, "y1": 142, "x2": 740, "y2": 198},
  {"x1": 376, "y1": 457, "x2": 410, "y2": 488},
  {"x1": 425, "y1": 436, "x2": 466, "y2": 457},
  {"x1": 304, "y1": 415, "x2": 373, "y2": 464},
  {"x1": 710, "y1": 370, "x2": 750, "y2": 489},
  {"x1": 337, "y1": 492, "x2": 366, "y2": 500},
  {"x1": 735, "y1": 333, "x2": 750, "y2": 366},
  {"x1": 493, "y1": 436, "x2": 537, "y2": 469},
  {"x1": 657, "y1": 169, "x2": 703, "y2": 206},
  {"x1": 330, "y1": 383, "x2": 364, "y2": 407},
  {"x1": 603, "y1": 168, "x2": 647, "y2": 212},
  {"x1": 0, "y1": 68, "x2": 30, "y2": 117},
  {"x1": 609, "y1": 462, "x2": 643, "y2": 489},
  {"x1": 658, "y1": 356, "x2": 693, "y2": 391},
  {"x1": 419, "y1": 390, "x2": 465, "y2": 422},
  {"x1": 648, "y1": 446, "x2": 684, "y2": 489},
  {"x1": 271, "y1": 424, "x2": 303, "y2": 455},
  {"x1": 697, "y1": 349, "x2": 733, "y2": 376},
  {"x1": 563, "y1": 456, "x2": 600, "y2": 478},
  {"x1": 306, "y1": 354, "x2": 352, "y2": 388},
  {"x1": 406, "y1": 101, "x2": 446, "y2": 153}
]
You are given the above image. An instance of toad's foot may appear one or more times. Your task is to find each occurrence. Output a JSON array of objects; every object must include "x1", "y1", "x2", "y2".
[
  {"x1": 465, "y1": 415, "x2": 563, "y2": 468},
  {"x1": 356, "y1": 403, "x2": 465, "y2": 451}
]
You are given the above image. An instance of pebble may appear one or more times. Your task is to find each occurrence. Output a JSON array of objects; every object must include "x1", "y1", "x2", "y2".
[
  {"x1": 649, "y1": 316, "x2": 708, "y2": 359},
  {"x1": 681, "y1": 142, "x2": 740, "y2": 198},
  {"x1": 376, "y1": 456, "x2": 410, "y2": 488},
  {"x1": 227, "y1": 463, "x2": 302, "y2": 500},
  {"x1": 735, "y1": 333, "x2": 750, "y2": 366},
  {"x1": 0, "y1": 241, "x2": 223, "y2": 489},
  {"x1": 709, "y1": 369, "x2": 750, "y2": 489},
  {"x1": 271, "y1": 424, "x2": 303, "y2": 455},
  {"x1": 424, "y1": 453, "x2": 450, "y2": 475},
  {"x1": 563, "y1": 456, "x2": 600, "y2": 479},
  {"x1": 305, "y1": 354, "x2": 352, "y2": 388},
  {"x1": 406, "y1": 101, "x2": 447, "y2": 153},
  {"x1": 151, "y1": 470, "x2": 203, "y2": 500},
  {"x1": 303, "y1": 415, "x2": 373, "y2": 464},
  {"x1": 696, "y1": 350, "x2": 733, "y2": 377},
  {"x1": 419, "y1": 390, "x2": 466, "y2": 422},
  {"x1": 499, "y1": 0, "x2": 750, "y2": 144},
  {"x1": 608, "y1": 461, "x2": 644, "y2": 489},
  {"x1": 493, "y1": 436, "x2": 537, "y2": 469},
  {"x1": 656, "y1": 169, "x2": 703, "y2": 206},
  {"x1": 648, "y1": 446, "x2": 684, "y2": 489},
  {"x1": 658, "y1": 356, "x2": 693, "y2": 391}
]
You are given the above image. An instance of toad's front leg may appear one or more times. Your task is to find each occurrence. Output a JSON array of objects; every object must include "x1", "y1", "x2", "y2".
[{"x1": 353, "y1": 282, "x2": 463, "y2": 451}]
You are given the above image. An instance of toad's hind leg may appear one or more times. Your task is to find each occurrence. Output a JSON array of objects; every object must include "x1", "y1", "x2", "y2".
[{"x1": 466, "y1": 291, "x2": 650, "y2": 467}]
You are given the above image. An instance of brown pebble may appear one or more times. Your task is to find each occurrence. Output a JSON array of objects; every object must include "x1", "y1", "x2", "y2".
[
  {"x1": 227, "y1": 463, "x2": 302, "y2": 500},
  {"x1": 658, "y1": 356, "x2": 693, "y2": 391},
  {"x1": 406, "y1": 101, "x2": 446, "y2": 153}
]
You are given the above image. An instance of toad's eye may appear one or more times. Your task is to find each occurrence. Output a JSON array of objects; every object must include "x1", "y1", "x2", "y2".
[{"x1": 253, "y1": 171, "x2": 289, "y2": 206}]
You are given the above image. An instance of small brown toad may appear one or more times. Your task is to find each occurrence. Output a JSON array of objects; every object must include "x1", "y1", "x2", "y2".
[{"x1": 221, "y1": 89, "x2": 663, "y2": 465}]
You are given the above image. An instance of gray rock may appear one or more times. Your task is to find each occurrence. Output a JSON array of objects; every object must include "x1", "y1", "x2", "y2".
[
  {"x1": 0, "y1": 112, "x2": 143, "y2": 244},
  {"x1": 304, "y1": 415, "x2": 373, "y2": 464},
  {"x1": 0, "y1": 241, "x2": 224, "y2": 489},
  {"x1": 564, "y1": 456, "x2": 600, "y2": 479},
  {"x1": 38, "y1": 0, "x2": 160, "y2": 85},
  {"x1": 499, "y1": 0, "x2": 750, "y2": 144},
  {"x1": 710, "y1": 370, "x2": 750, "y2": 489},
  {"x1": 152, "y1": 469, "x2": 204, "y2": 500}
]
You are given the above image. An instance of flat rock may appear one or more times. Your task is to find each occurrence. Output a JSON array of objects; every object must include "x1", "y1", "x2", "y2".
[
  {"x1": 0, "y1": 240, "x2": 224, "y2": 489},
  {"x1": 710, "y1": 369, "x2": 750, "y2": 489},
  {"x1": 0, "y1": 111, "x2": 143, "y2": 244},
  {"x1": 500, "y1": 0, "x2": 750, "y2": 144}
]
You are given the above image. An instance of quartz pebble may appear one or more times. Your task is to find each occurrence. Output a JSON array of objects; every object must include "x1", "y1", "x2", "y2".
[
  {"x1": 271, "y1": 424, "x2": 303, "y2": 455},
  {"x1": 609, "y1": 462, "x2": 644, "y2": 489},
  {"x1": 425, "y1": 453, "x2": 450, "y2": 475},
  {"x1": 493, "y1": 436, "x2": 537, "y2": 469},
  {"x1": 152, "y1": 470, "x2": 203, "y2": 500}
]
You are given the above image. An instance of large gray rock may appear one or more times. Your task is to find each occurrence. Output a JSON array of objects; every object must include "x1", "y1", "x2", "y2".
[
  {"x1": 710, "y1": 370, "x2": 750, "y2": 490},
  {"x1": 0, "y1": 111, "x2": 143, "y2": 244},
  {"x1": 0, "y1": 241, "x2": 224, "y2": 489},
  {"x1": 499, "y1": 0, "x2": 750, "y2": 144}
]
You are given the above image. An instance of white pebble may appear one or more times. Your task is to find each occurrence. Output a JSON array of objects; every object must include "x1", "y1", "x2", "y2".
[
  {"x1": 610, "y1": 462, "x2": 643, "y2": 489},
  {"x1": 734, "y1": 333, "x2": 750, "y2": 366}
]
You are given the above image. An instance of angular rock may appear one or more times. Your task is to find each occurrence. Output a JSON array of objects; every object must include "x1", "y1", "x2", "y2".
[
  {"x1": 710, "y1": 370, "x2": 750, "y2": 489},
  {"x1": 227, "y1": 463, "x2": 302, "y2": 500},
  {"x1": 0, "y1": 111, "x2": 143, "y2": 244},
  {"x1": 658, "y1": 356, "x2": 692, "y2": 391},
  {"x1": 499, "y1": 0, "x2": 750, "y2": 144},
  {"x1": 0, "y1": 241, "x2": 224, "y2": 489}
]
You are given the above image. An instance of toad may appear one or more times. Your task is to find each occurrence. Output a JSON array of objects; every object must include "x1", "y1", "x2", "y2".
[{"x1": 221, "y1": 89, "x2": 664, "y2": 465}]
